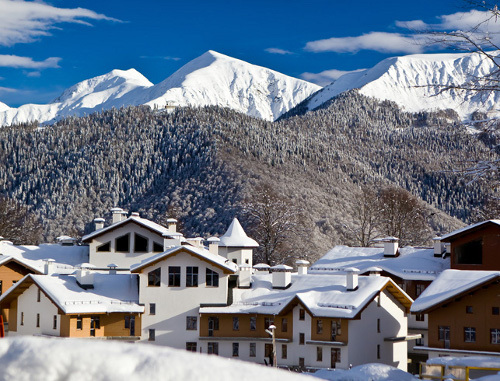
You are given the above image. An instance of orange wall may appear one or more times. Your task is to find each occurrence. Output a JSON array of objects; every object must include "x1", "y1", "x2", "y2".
[
  {"x1": 63, "y1": 313, "x2": 142, "y2": 338},
  {"x1": 0, "y1": 262, "x2": 33, "y2": 322},
  {"x1": 449, "y1": 225, "x2": 500, "y2": 270}
]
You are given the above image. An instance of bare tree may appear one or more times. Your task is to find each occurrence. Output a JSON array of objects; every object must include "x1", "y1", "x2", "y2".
[
  {"x1": 0, "y1": 196, "x2": 42, "y2": 245},
  {"x1": 242, "y1": 184, "x2": 305, "y2": 266},
  {"x1": 349, "y1": 186, "x2": 380, "y2": 246}
]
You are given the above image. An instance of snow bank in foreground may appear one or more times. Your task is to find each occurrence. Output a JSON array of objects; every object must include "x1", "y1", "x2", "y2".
[
  {"x1": 0, "y1": 337, "x2": 308, "y2": 381},
  {"x1": 312, "y1": 363, "x2": 418, "y2": 381},
  {"x1": 427, "y1": 355, "x2": 500, "y2": 368}
]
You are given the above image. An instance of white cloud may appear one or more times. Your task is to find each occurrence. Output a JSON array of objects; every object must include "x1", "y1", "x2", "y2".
[
  {"x1": 0, "y1": 0, "x2": 118, "y2": 46},
  {"x1": 0, "y1": 55, "x2": 60, "y2": 69},
  {"x1": 25, "y1": 71, "x2": 41, "y2": 77},
  {"x1": 0, "y1": 86, "x2": 17, "y2": 93},
  {"x1": 301, "y1": 68, "x2": 366, "y2": 86},
  {"x1": 305, "y1": 32, "x2": 423, "y2": 54},
  {"x1": 397, "y1": 10, "x2": 500, "y2": 32},
  {"x1": 265, "y1": 48, "x2": 293, "y2": 55}
]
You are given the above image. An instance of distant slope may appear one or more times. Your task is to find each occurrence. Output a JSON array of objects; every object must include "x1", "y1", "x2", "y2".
[
  {"x1": 288, "y1": 52, "x2": 500, "y2": 120},
  {"x1": 0, "y1": 51, "x2": 320, "y2": 126}
]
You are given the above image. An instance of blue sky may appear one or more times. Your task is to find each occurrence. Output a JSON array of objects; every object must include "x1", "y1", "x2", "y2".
[{"x1": 0, "y1": 0, "x2": 489, "y2": 107}]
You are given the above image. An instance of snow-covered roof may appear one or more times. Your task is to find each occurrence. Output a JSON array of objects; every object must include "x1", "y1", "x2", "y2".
[
  {"x1": 440, "y1": 220, "x2": 500, "y2": 241},
  {"x1": 218, "y1": 218, "x2": 258, "y2": 248},
  {"x1": 310, "y1": 245, "x2": 448, "y2": 281},
  {"x1": 82, "y1": 216, "x2": 174, "y2": 242},
  {"x1": 130, "y1": 245, "x2": 238, "y2": 273},
  {"x1": 200, "y1": 273, "x2": 411, "y2": 319},
  {"x1": 0, "y1": 273, "x2": 143, "y2": 314},
  {"x1": 411, "y1": 269, "x2": 500, "y2": 313},
  {"x1": 0, "y1": 241, "x2": 89, "y2": 274}
]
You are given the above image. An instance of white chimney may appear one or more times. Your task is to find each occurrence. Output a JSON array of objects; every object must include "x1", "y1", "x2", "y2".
[
  {"x1": 238, "y1": 264, "x2": 252, "y2": 288},
  {"x1": 44, "y1": 259, "x2": 56, "y2": 275},
  {"x1": 94, "y1": 217, "x2": 105, "y2": 231},
  {"x1": 167, "y1": 218, "x2": 177, "y2": 233},
  {"x1": 367, "y1": 266, "x2": 382, "y2": 276},
  {"x1": 296, "y1": 260, "x2": 310, "y2": 275},
  {"x1": 383, "y1": 237, "x2": 399, "y2": 257},
  {"x1": 445, "y1": 242, "x2": 451, "y2": 256},
  {"x1": 76, "y1": 263, "x2": 96, "y2": 289},
  {"x1": 345, "y1": 267, "x2": 359, "y2": 291},
  {"x1": 163, "y1": 232, "x2": 181, "y2": 250},
  {"x1": 107, "y1": 263, "x2": 118, "y2": 275},
  {"x1": 111, "y1": 208, "x2": 124, "y2": 224},
  {"x1": 207, "y1": 237, "x2": 220, "y2": 255},
  {"x1": 271, "y1": 265, "x2": 293, "y2": 289},
  {"x1": 253, "y1": 263, "x2": 270, "y2": 274},
  {"x1": 131, "y1": 212, "x2": 140, "y2": 218},
  {"x1": 433, "y1": 237, "x2": 446, "y2": 257}
]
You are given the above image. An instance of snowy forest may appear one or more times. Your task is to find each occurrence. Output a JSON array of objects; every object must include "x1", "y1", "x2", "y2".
[{"x1": 0, "y1": 90, "x2": 495, "y2": 262}]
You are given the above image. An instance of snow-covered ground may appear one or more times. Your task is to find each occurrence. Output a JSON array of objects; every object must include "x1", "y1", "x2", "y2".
[
  {"x1": 0, "y1": 337, "x2": 309, "y2": 381},
  {"x1": 311, "y1": 364, "x2": 418, "y2": 381}
]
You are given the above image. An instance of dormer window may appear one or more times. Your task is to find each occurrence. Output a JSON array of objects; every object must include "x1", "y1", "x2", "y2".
[
  {"x1": 115, "y1": 234, "x2": 130, "y2": 253},
  {"x1": 97, "y1": 242, "x2": 111, "y2": 252},
  {"x1": 455, "y1": 239, "x2": 482, "y2": 265},
  {"x1": 153, "y1": 242, "x2": 163, "y2": 252},
  {"x1": 134, "y1": 234, "x2": 148, "y2": 253}
]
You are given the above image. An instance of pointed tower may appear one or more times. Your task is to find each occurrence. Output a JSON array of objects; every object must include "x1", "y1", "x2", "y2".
[{"x1": 218, "y1": 218, "x2": 258, "y2": 267}]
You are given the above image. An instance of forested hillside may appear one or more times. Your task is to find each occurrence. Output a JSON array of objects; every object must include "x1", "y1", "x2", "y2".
[{"x1": 0, "y1": 91, "x2": 494, "y2": 261}]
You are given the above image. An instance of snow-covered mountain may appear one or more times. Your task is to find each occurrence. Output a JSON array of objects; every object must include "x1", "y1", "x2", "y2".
[
  {"x1": 304, "y1": 52, "x2": 500, "y2": 120},
  {"x1": 0, "y1": 51, "x2": 320, "y2": 126}
]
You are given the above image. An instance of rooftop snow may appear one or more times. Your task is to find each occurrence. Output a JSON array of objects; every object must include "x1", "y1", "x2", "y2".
[
  {"x1": 219, "y1": 218, "x2": 258, "y2": 248},
  {"x1": 410, "y1": 269, "x2": 500, "y2": 313},
  {"x1": 310, "y1": 245, "x2": 448, "y2": 281}
]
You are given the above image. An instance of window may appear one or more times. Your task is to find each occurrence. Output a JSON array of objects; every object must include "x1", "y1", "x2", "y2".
[
  {"x1": 53, "y1": 315, "x2": 57, "y2": 330},
  {"x1": 233, "y1": 317, "x2": 239, "y2": 331},
  {"x1": 37, "y1": 288, "x2": 41, "y2": 302},
  {"x1": 208, "y1": 342, "x2": 218, "y2": 355},
  {"x1": 416, "y1": 314, "x2": 425, "y2": 322},
  {"x1": 317, "y1": 346, "x2": 323, "y2": 362},
  {"x1": 149, "y1": 329, "x2": 155, "y2": 341},
  {"x1": 377, "y1": 344, "x2": 381, "y2": 359},
  {"x1": 134, "y1": 234, "x2": 148, "y2": 252},
  {"x1": 332, "y1": 321, "x2": 341, "y2": 340},
  {"x1": 491, "y1": 329, "x2": 500, "y2": 344},
  {"x1": 281, "y1": 318, "x2": 288, "y2": 332},
  {"x1": 232, "y1": 259, "x2": 237, "y2": 264},
  {"x1": 466, "y1": 306, "x2": 473, "y2": 314},
  {"x1": 493, "y1": 307, "x2": 500, "y2": 315},
  {"x1": 282, "y1": 344, "x2": 287, "y2": 359},
  {"x1": 464, "y1": 327, "x2": 476, "y2": 342},
  {"x1": 264, "y1": 317, "x2": 273, "y2": 330},
  {"x1": 416, "y1": 334, "x2": 424, "y2": 346},
  {"x1": 20, "y1": 312, "x2": 24, "y2": 326},
  {"x1": 76, "y1": 316, "x2": 82, "y2": 330},
  {"x1": 249, "y1": 343, "x2": 256, "y2": 357},
  {"x1": 150, "y1": 303, "x2": 156, "y2": 315},
  {"x1": 299, "y1": 308, "x2": 305, "y2": 320},
  {"x1": 36, "y1": 313, "x2": 40, "y2": 328},
  {"x1": 455, "y1": 239, "x2": 482, "y2": 265},
  {"x1": 232, "y1": 342, "x2": 239, "y2": 357},
  {"x1": 148, "y1": 268, "x2": 161, "y2": 287},
  {"x1": 250, "y1": 317, "x2": 256, "y2": 331},
  {"x1": 416, "y1": 284, "x2": 426, "y2": 297},
  {"x1": 0, "y1": 280, "x2": 2, "y2": 296},
  {"x1": 153, "y1": 242, "x2": 163, "y2": 252},
  {"x1": 317, "y1": 319, "x2": 323, "y2": 334},
  {"x1": 377, "y1": 318, "x2": 381, "y2": 333},
  {"x1": 208, "y1": 316, "x2": 219, "y2": 336},
  {"x1": 377, "y1": 294, "x2": 381, "y2": 307},
  {"x1": 96, "y1": 241, "x2": 110, "y2": 252},
  {"x1": 299, "y1": 332, "x2": 305, "y2": 345},
  {"x1": 438, "y1": 326, "x2": 450, "y2": 341},
  {"x1": 186, "y1": 266, "x2": 198, "y2": 287},
  {"x1": 186, "y1": 316, "x2": 197, "y2": 330},
  {"x1": 168, "y1": 266, "x2": 181, "y2": 287},
  {"x1": 186, "y1": 342, "x2": 197, "y2": 352},
  {"x1": 299, "y1": 358, "x2": 305, "y2": 368},
  {"x1": 115, "y1": 234, "x2": 130, "y2": 252},
  {"x1": 331, "y1": 348, "x2": 341, "y2": 365},
  {"x1": 125, "y1": 315, "x2": 131, "y2": 329},
  {"x1": 206, "y1": 268, "x2": 219, "y2": 287},
  {"x1": 90, "y1": 316, "x2": 100, "y2": 337}
]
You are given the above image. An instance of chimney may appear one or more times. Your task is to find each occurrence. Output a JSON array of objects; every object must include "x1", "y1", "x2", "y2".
[
  {"x1": 131, "y1": 212, "x2": 140, "y2": 218},
  {"x1": 44, "y1": 259, "x2": 56, "y2": 275},
  {"x1": 367, "y1": 266, "x2": 382, "y2": 276},
  {"x1": 253, "y1": 263, "x2": 270, "y2": 274},
  {"x1": 76, "y1": 263, "x2": 96, "y2": 289},
  {"x1": 345, "y1": 267, "x2": 359, "y2": 291},
  {"x1": 94, "y1": 217, "x2": 105, "y2": 231},
  {"x1": 167, "y1": 218, "x2": 177, "y2": 233},
  {"x1": 56, "y1": 236, "x2": 77, "y2": 246},
  {"x1": 207, "y1": 237, "x2": 220, "y2": 255},
  {"x1": 238, "y1": 264, "x2": 252, "y2": 288},
  {"x1": 383, "y1": 237, "x2": 399, "y2": 257},
  {"x1": 296, "y1": 260, "x2": 310, "y2": 275},
  {"x1": 271, "y1": 265, "x2": 293, "y2": 289},
  {"x1": 444, "y1": 242, "x2": 451, "y2": 257},
  {"x1": 163, "y1": 232, "x2": 181, "y2": 250},
  {"x1": 107, "y1": 263, "x2": 118, "y2": 275},
  {"x1": 433, "y1": 237, "x2": 445, "y2": 257},
  {"x1": 111, "y1": 208, "x2": 124, "y2": 224}
]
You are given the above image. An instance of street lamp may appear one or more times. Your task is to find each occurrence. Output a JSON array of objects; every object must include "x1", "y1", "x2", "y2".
[{"x1": 265, "y1": 324, "x2": 277, "y2": 367}]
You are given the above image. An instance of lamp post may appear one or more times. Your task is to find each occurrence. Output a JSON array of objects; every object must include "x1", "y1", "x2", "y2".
[{"x1": 265, "y1": 324, "x2": 277, "y2": 367}]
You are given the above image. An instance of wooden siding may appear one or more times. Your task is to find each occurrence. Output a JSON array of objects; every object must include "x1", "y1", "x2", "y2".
[
  {"x1": 0, "y1": 262, "x2": 34, "y2": 322},
  {"x1": 65, "y1": 313, "x2": 142, "y2": 338},
  {"x1": 8, "y1": 299, "x2": 17, "y2": 332},
  {"x1": 310, "y1": 317, "x2": 347, "y2": 342},
  {"x1": 427, "y1": 281, "x2": 500, "y2": 351}
]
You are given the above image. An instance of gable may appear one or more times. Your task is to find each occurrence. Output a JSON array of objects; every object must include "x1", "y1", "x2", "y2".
[{"x1": 83, "y1": 219, "x2": 165, "y2": 243}]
